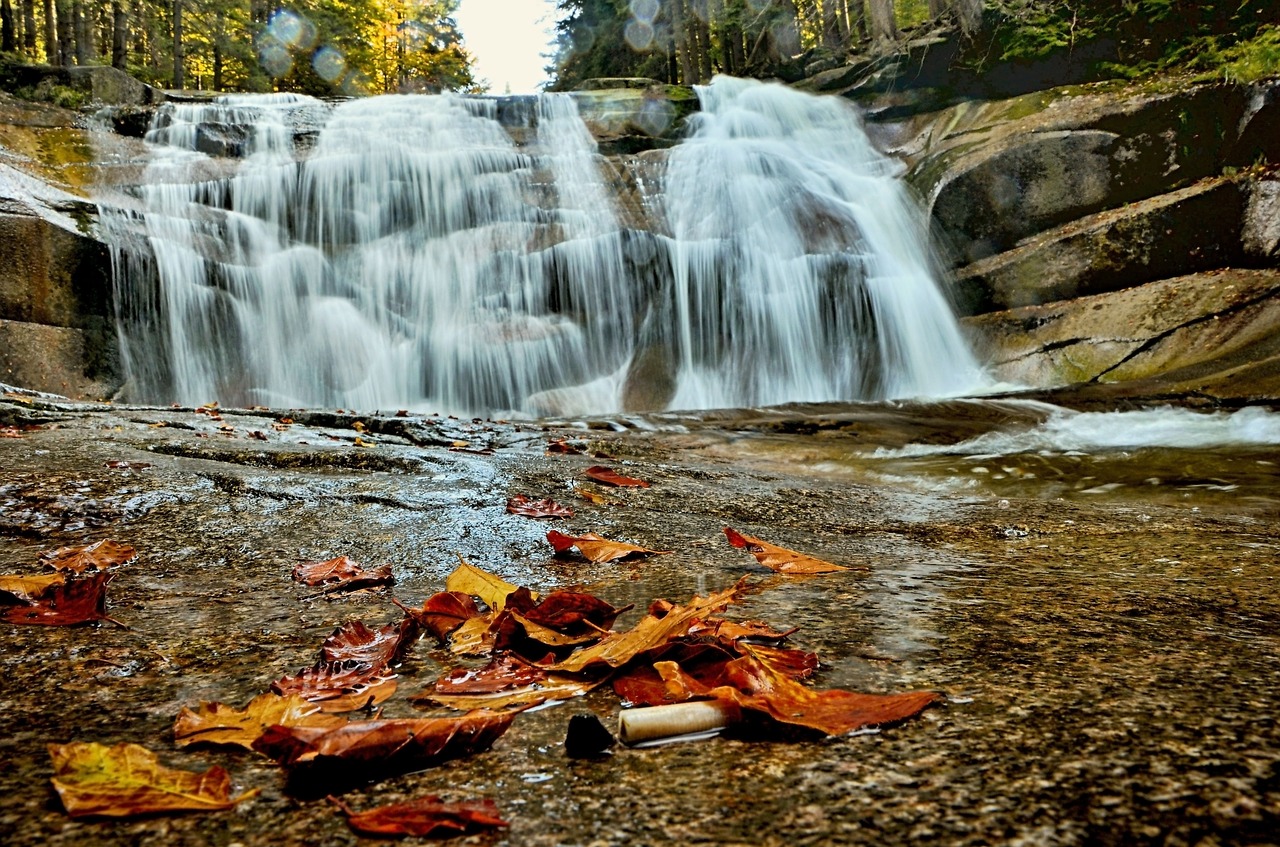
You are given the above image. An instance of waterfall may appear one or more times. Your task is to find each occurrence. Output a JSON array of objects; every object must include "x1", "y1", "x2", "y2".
[{"x1": 101, "y1": 78, "x2": 984, "y2": 416}]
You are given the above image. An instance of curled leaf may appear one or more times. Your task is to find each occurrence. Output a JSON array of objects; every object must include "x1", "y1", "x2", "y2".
[
  {"x1": 174, "y1": 692, "x2": 346, "y2": 751},
  {"x1": 724, "y1": 527, "x2": 847, "y2": 574},
  {"x1": 1, "y1": 572, "x2": 116, "y2": 626},
  {"x1": 506, "y1": 495, "x2": 573, "y2": 519},
  {"x1": 397, "y1": 591, "x2": 481, "y2": 643},
  {"x1": 331, "y1": 794, "x2": 509, "y2": 837},
  {"x1": 319, "y1": 618, "x2": 418, "y2": 667},
  {"x1": 292, "y1": 556, "x2": 393, "y2": 591},
  {"x1": 40, "y1": 540, "x2": 136, "y2": 574},
  {"x1": 49, "y1": 742, "x2": 259, "y2": 818},
  {"x1": 584, "y1": 465, "x2": 650, "y2": 488},
  {"x1": 546, "y1": 531, "x2": 670, "y2": 564}
]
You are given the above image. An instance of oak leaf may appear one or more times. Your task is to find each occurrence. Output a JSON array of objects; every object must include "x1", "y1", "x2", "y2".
[
  {"x1": 291, "y1": 556, "x2": 393, "y2": 591},
  {"x1": 174, "y1": 692, "x2": 346, "y2": 750},
  {"x1": 1, "y1": 572, "x2": 116, "y2": 626},
  {"x1": 0, "y1": 573, "x2": 64, "y2": 604},
  {"x1": 445, "y1": 557, "x2": 527, "y2": 613},
  {"x1": 331, "y1": 794, "x2": 509, "y2": 837},
  {"x1": 48, "y1": 742, "x2": 258, "y2": 818},
  {"x1": 724, "y1": 527, "x2": 847, "y2": 574},
  {"x1": 548, "y1": 579, "x2": 748, "y2": 674},
  {"x1": 252, "y1": 711, "x2": 515, "y2": 774},
  {"x1": 40, "y1": 540, "x2": 137, "y2": 574},
  {"x1": 546, "y1": 530, "x2": 671, "y2": 564},
  {"x1": 584, "y1": 465, "x2": 650, "y2": 487},
  {"x1": 396, "y1": 591, "x2": 480, "y2": 643},
  {"x1": 319, "y1": 618, "x2": 418, "y2": 667},
  {"x1": 506, "y1": 495, "x2": 573, "y2": 519}
]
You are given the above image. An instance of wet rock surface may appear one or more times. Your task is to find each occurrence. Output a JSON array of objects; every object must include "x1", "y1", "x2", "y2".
[{"x1": 0, "y1": 395, "x2": 1276, "y2": 845}]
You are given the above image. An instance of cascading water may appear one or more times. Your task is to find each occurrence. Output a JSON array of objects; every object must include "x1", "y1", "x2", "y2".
[{"x1": 101, "y1": 77, "x2": 985, "y2": 416}]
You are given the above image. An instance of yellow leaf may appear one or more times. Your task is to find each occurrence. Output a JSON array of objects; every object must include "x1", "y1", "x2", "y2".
[
  {"x1": 49, "y1": 742, "x2": 259, "y2": 818},
  {"x1": 445, "y1": 556, "x2": 531, "y2": 613},
  {"x1": 723, "y1": 527, "x2": 848, "y2": 574},
  {"x1": 447, "y1": 613, "x2": 496, "y2": 656},
  {"x1": 173, "y1": 692, "x2": 346, "y2": 751},
  {"x1": 0, "y1": 573, "x2": 64, "y2": 602}
]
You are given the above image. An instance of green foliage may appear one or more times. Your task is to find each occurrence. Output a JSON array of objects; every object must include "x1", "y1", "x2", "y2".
[{"x1": 47, "y1": 84, "x2": 85, "y2": 109}]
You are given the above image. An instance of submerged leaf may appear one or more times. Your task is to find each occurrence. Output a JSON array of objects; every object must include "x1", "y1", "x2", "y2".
[
  {"x1": 49, "y1": 742, "x2": 259, "y2": 818},
  {"x1": 724, "y1": 527, "x2": 848, "y2": 574},
  {"x1": 253, "y1": 711, "x2": 515, "y2": 773},
  {"x1": 40, "y1": 540, "x2": 136, "y2": 574},
  {"x1": 506, "y1": 495, "x2": 573, "y2": 519},
  {"x1": 397, "y1": 591, "x2": 481, "y2": 643},
  {"x1": 414, "y1": 655, "x2": 599, "y2": 711},
  {"x1": 332, "y1": 794, "x2": 509, "y2": 837},
  {"x1": 174, "y1": 692, "x2": 346, "y2": 751},
  {"x1": 0, "y1": 572, "x2": 115, "y2": 626},
  {"x1": 271, "y1": 660, "x2": 398, "y2": 712},
  {"x1": 546, "y1": 530, "x2": 671, "y2": 564},
  {"x1": 292, "y1": 556, "x2": 393, "y2": 591},
  {"x1": 584, "y1": 465, "x2": 650, "y2": 488},
  {"x1": 319, "y1": 618, "x2": 418, "y2": 667}
]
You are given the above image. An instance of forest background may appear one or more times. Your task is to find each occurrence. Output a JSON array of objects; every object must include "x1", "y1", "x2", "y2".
[{"x1": 2, "y1": 1, "x2": 1278, "y2": 101}]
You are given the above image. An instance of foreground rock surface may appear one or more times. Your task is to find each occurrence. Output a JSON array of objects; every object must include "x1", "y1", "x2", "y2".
[{"x1": 0, "y1": 395, "x2": 1276, "y2": 845}]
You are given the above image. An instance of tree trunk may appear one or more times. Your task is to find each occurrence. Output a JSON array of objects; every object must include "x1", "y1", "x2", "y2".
[
  {"x1": 670, "y1": 0, "x2": 695, "y2": 84},
  {"x1": 928, "y1": 0, "x2": 946, "y2": 19},
  {"x1": 41, "y1": 0, "x2": 54, "y2": 63},
  {"x1": 866, "y1": 0, "x2": 897, "y2": 43},
  {"x1": 54, "y1": 0, "x2": 71, "y2": 64},
  {"x1": 696, "y1": 16, "x2": 713, "y2": 82},
  {"x1": 71, "y1": 0, "x2": 87, "y2": 64},
  {"x1": 172, "y1": 0, "x2": 183, "y2": 89},
  {"x1": 212, "y1": 10, "x2": 224, "y2": 90},
  {"x1": 821, "y1": 0, "x2": 845, "y2": 51},
  {"x1": 1, "y1": 0, "x2": 16, "y2": 53},
  {"x1": 953, "y1": 0, "x2": 983, "y2": 36},
  {"x1": 21, "y1": 0, "x2": 35, "y2": 56},
  {"x1": 111, "y1": 0, "x2": 126, "y2": 69}
]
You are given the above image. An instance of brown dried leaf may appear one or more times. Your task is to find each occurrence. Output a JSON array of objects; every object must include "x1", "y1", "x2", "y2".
[
  {"x1": 724, "y1": 527, "x2": 848, "y2": 574},
  {"x1": 0, "y1": 573, "x2": 65, "y2": 604},
  {"x1": 546, "y1": 530, "x2": 670, "y2": 564},
  {"x1": 573, "y1": 485, "x2": 614, "y2": 505},
  {"x1": 506, "y1": 495, "x2": 573, "y2": 519},
  {"x1": 174, "y1": 692, "x2": 346, "y2": 750},
  {"x1": 319, "y1": 618, "x2": 418, "y2": 667},
  {"x1": 584, "y1": 465, "x2": 650, "y2": 488},
  {"x1": 332, "y1": 794, "x2": 509, "y2": 838},
  {"x1": 447, "y1": 613, "x2": 497, "y2": 657},
  {"x1": 271, "y1": 660, "x2": 398, "y2": 712},
  {"x1": 252, "y1": 711, "x2": 515, "y2": 774},
  {"x1": 49, "y1": 742, "x2": 259, "y2": 818},
  {"x1": 546, "y1": 438, "x2": 583, "y2": 455},
  {"x1": 292, "y1": 556, "x2": 393, "y2": 591},
  {"x1": 417, "y1": 676, "x2": 599, "y2": 711},
  {"x1": 548, "y1": 579, "x2": 748, "y2": 674},
  {"x1": 40, "y1": 540, "x2": 137, "y2": 574},
  {"x1": 397, "y1": 591, "x2": 481, "y2": 643},
  {"x1": 1, "y1": 572, "x2": 115, "y2": 626}
]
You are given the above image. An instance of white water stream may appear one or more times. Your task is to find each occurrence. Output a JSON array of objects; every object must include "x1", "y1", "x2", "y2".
[{"x1": 102, "y1": 77, "x2": 985, "y2": 416}]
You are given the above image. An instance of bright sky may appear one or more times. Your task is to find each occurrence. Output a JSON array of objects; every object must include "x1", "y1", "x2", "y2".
[{"x1": 454, "y1": 0, "x2": 559, "y2": 94}]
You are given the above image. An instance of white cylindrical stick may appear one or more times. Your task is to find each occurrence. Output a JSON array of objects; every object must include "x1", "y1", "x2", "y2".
[{"x1": 617, "y1": 700, "x2": 740, "y2": 745}]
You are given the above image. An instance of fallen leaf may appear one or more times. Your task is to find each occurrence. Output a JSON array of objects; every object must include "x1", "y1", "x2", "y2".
[
  {"x1": 584, "y1": 465, "x2": 650, "y2": 488},
  {"x1": 506, "y1": 495, "x2": 573, "y2": 519},
  {"x1": 686, "y1": 617, "x2": 799, "y2": 643},
  {"x1": 724, "y1": 527, "x2": 848, "y2": 574},
  {"x1": 546, "y1": 530, "x2": 670, "y2": 564},
  {"x1": 331, "y1": 794, "x2": 509, "y2": 837},
  {"x1": 447, "y1": 613, "x2": 497, "y2": 656},
  {"x1": 103, "y1": 460, "x2": 152, "y2": 470},
  {"x1": 573, "y1": 485, "x2": 613, "y2": 505},
  {"x1": 40, "y1": 540, "x2": 137, "y2": 574},
  {"x1": 445, "y1": 557, "x2": 527, "y2": 613},
  {"x1": 292, "y1": 556, "x2": 393, "y2": 591},
  {"x1": 319, "y1": 618, "x2": 418, "y2": 667},
  {"x1": 661, "y1": 647, "x2": 939, "y2": 736},
  {"x1": 414, "y1": 655, "x2": 598, "y2": 710},
  {"x1": 546, "y1": 438, "x2": 583, "y2": 455},
  {"x1": 0, "y1": 426, "x2": 24, "y2": 438},
  {"x1": 396, "y1": 591, "x2": 481, "y2": 643},
  {"x1": 174, "y1": 692, "x2": 346, "y2": 751},
  {"x1": 548, "y1": 579, "x2": 747, "y2": 674},
  {"x1": 427, "y1": 655, "x2": 546, "y2": 695},
  {"x1": 0, "y1": 573, "x2": 65, "y2": 604},
  {"x1": 252, "y1": 711, "x2": 515, "y2": 775},
  {"x1": 1, "y1": 573, "x2": 116, "y2": 626},
  {"x1": 271, "y1": 659, "x2": 398, "y2": 712},
  {"x1": 49, "y1": 742, "x2": 259, "y2": 818},
  {"x1": 513, "y1": 589, "x2": 630, "y2": 635}
]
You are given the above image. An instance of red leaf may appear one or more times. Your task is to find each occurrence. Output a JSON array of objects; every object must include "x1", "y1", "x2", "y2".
[
  {"x1": 292, "y1": 556, "x2": 393, "y2": 591},
  {"x1": 546, "y1": 438, "x2": 583, "y2": 455},
  {"x1": 546, "y1": 530, "x2": 670, "y2": 563},
  {"x1": 1, "y1": 573, "x2": 116, "y2": 626},
  {"x1": 252, "y1": 711, "x2": 515, "y2": 774},
  {"x1": 332, "y1": 794, "x2": 509, "y2": 837},
  {"x1": 519, "y1": 590, "x2": 630, "y2": 635},
  {"x1": 584, "y1": 465, "x2": 650, "y2": 488},
  {"x1": 271, "y1": 659, "x2": 397, "y2": 712},
  {"x1": 506, "y1": 495, "x2": 573, "y2": 519},
  {"x1": 430, "y1": 654, "x2": 547, "y2": 696},
  {"x1": 319, "y1": 618, "x2": 418, "y2": 667},
  {"x1": 397, "y1": 591, "x2": 481, "y2": 643}
]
